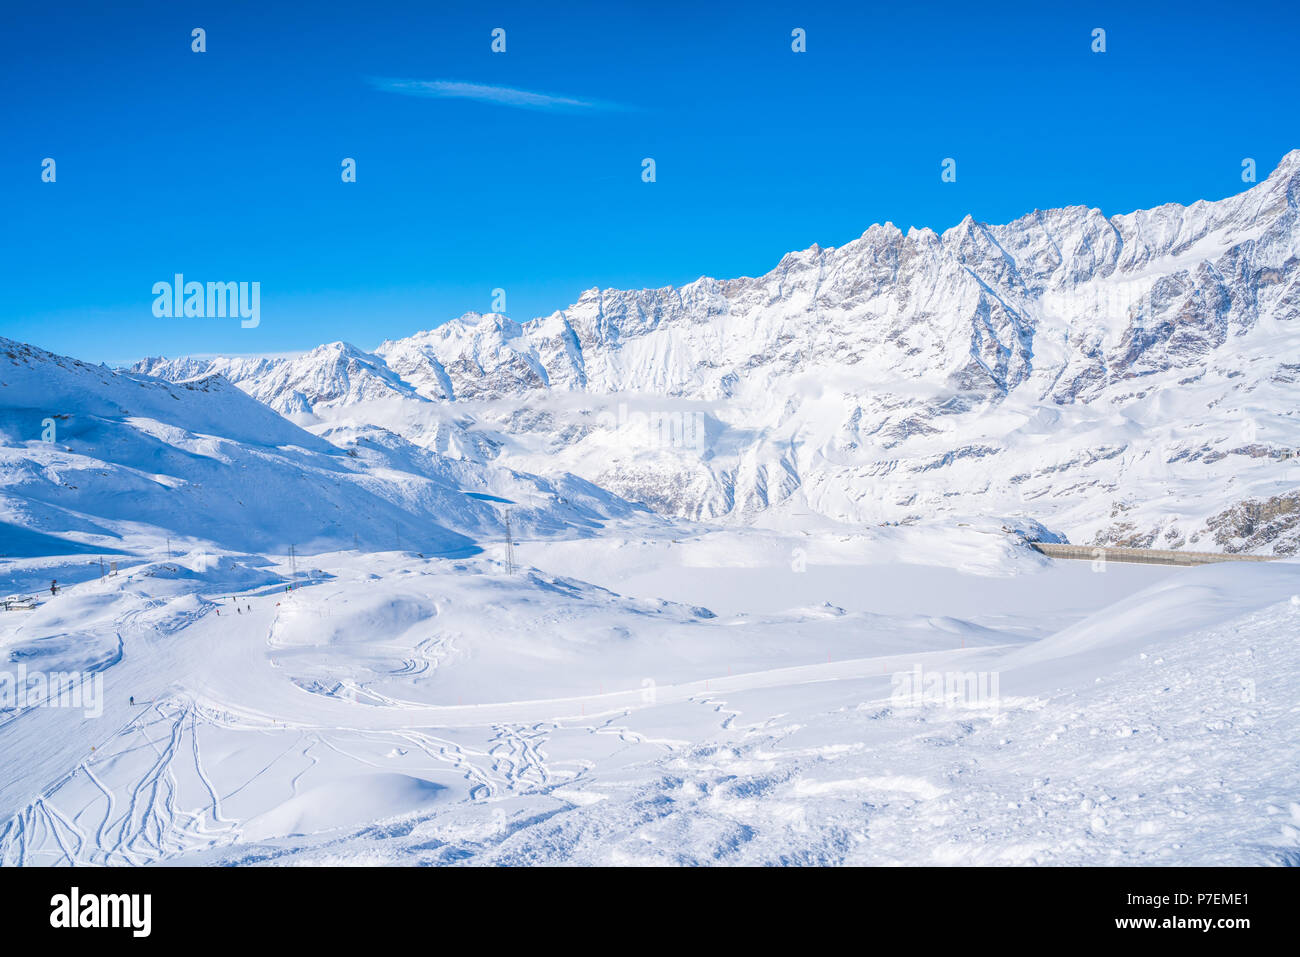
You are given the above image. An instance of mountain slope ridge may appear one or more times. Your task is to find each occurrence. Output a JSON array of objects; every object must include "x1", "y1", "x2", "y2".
[{"x1": 126, "y1": 151, "x2": 1300, "y2": 548}]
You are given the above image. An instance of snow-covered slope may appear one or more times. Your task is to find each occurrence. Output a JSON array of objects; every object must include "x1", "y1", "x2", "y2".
[
  {"x1": 2, "y1": 524, "x2": 1297, "y2": 866},
  {"x1": 0, "y1": 337, "x2": 647, "y2": 570},
  {"x1": 133, "y1": 151, "x2": 1300, "y2": 552},
  {"x1": 133, "y1": 340, "x2": 425, "y2": 417}
]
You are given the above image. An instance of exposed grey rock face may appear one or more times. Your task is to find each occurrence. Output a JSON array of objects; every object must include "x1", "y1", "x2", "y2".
[{"x1": 1206, "y1": 491, "x2": 1300, "y2": 555}]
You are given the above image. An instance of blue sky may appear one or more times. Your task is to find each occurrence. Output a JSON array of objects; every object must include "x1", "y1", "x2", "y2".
[{"x1": 2, "y1": 0, "x2": 1297, "y2": 364}]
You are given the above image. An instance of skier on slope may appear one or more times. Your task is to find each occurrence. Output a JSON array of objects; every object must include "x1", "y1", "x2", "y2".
[
  {"x1": 50, "y1": 580, "x2": 57, "y2": 596},
  {"x1": 129, "y1": 695, "x2": 134, "y2": 706}
]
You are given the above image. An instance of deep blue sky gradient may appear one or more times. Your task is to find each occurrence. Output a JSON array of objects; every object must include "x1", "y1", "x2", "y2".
[{"x1": 2, "y1": 0, "x2": 1297, "y2": 363}]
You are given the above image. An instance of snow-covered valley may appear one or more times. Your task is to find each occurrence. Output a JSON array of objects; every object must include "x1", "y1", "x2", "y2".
[{"x1": 2, "y1": 530, "x2": 1298, "y2": 866}]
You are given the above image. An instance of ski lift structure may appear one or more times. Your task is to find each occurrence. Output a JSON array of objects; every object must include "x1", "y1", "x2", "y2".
[{"x1": 461, "y1": 490, "x2": 521, "y2": 574}]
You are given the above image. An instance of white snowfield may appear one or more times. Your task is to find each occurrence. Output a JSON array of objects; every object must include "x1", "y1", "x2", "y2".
[
  {"x1": 0, "y1": 527, "x2": 1297, "y2": 866},
  {"x1": 3, "y1": 155, "x2": 1300, "y2": 865}
]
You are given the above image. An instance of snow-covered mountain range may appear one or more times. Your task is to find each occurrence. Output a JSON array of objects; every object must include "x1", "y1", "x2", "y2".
[
  {"x1": 5, "y1": 156, "x2": 1300, "y2": 871},
  {"x1": 0, "y1": 337, "x2": 644, "y2": 571},
  {"x1": 131, "y1": 150, "x2": 1300, "y2": 553}
]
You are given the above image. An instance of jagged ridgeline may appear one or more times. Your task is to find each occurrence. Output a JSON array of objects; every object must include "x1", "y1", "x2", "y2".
[{"x1": 127, "y1": 151, "x2": 1300, "y2": 553}]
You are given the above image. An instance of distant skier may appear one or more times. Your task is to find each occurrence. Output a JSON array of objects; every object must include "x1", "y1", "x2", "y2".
[
  {"x1": 246, "y1": 605, "x2": 251, "y2": 612},
  {"x1": 129, "y1": 695, "x2": 134, "y2": 706},
  {"x1": 237, "y1": 606, "x2": 242, "y2": 615},
  {"x1": 50, "y1": 580, "x2": 58, "y2": 596}
]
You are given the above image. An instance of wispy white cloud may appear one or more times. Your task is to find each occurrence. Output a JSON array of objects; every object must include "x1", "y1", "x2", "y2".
[{"x1": 367, "y1": 77, "x2": 630, "y2": 113}]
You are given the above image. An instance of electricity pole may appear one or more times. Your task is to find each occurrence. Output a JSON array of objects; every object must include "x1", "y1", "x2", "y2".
[{"x1": 504, "y1": 509, "x2": 516, "y2": 575}]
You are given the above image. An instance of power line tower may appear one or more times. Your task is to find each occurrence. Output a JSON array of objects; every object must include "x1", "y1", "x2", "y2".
[
  {"x1": 289, "y1": 543, "x2": 297, "y2": 581},
  {"x1": 504, "y1": 509, "x2": 516, "y2": 575}
]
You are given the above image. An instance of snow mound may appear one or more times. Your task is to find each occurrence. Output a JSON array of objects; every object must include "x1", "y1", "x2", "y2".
[{"x1": 241, "y1": 773, "x2": 449, "y2": 842}]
